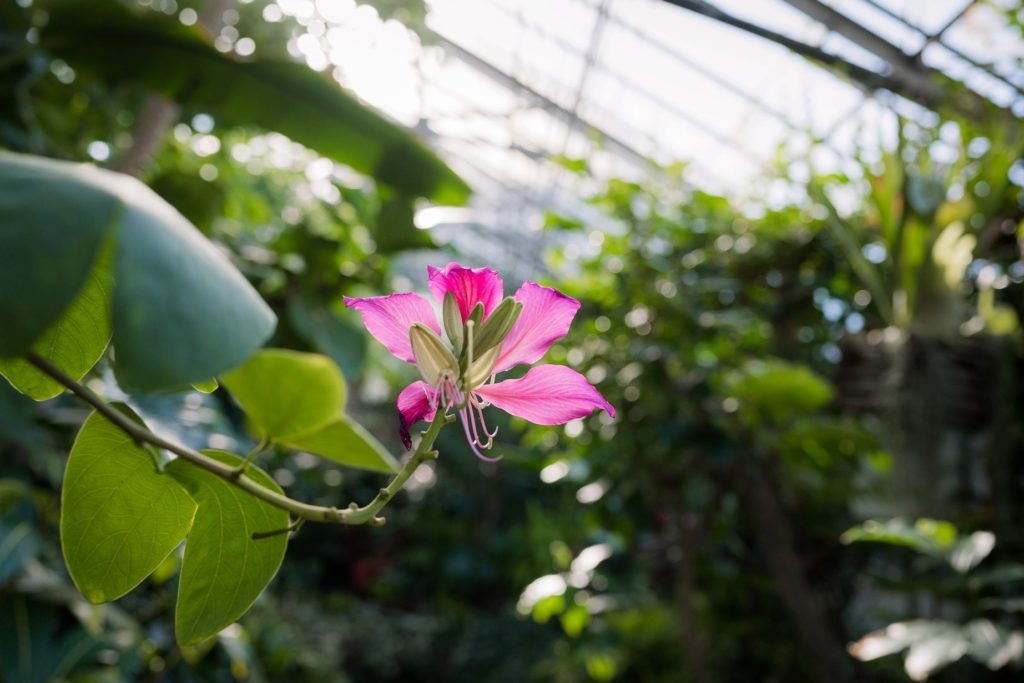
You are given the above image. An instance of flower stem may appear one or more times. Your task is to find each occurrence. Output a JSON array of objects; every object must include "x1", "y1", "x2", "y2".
[{"x1": 26, "y1": 352, "x2": 450, "y2": 527}]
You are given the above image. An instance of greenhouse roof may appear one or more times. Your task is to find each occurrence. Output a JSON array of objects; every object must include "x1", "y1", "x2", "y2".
[{"x1": 277, "y1": 0, "x2": 1023, "y2": 235}]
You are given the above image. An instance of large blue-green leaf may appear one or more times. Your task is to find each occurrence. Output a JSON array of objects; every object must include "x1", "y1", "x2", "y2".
[
  {"x1": 0, "y1": 236, "x2": 114, "y2": 400},
  {"x1": 0, "y1": 154, "x2": 114, "y2": 356},
  {"x1": 167, "y1": 450, "x2": 288, "y2": 646},
  {"x1": 0, "y1": 152, "x2": 276, "y2": 391},
  {"x1": 43, "y1": 0, "x2": 470, "y2": 205}
]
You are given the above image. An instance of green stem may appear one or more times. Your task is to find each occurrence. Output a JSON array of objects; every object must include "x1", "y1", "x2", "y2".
[
  {"x1": 230, "y1": 437, "x2": 271, "y2": 479},
  {"x1": 341, "y1": 407, "x2": 450, "y2": 526},
  {"x1": 26, "y1": 352, "x2": 450, "y2": 526}
]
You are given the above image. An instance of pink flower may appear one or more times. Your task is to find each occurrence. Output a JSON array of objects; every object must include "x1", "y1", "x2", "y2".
[{"x1": 344, "y1": 263, "x2": 614, "y2": 459}]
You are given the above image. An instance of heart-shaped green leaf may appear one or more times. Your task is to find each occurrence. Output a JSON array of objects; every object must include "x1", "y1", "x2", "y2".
[
  {"x1": 220, "y1": 349, "x2": 346, "y2": 441},
  {"x1": 284, "y1": 416, "x2": 398, "y2": 473},
  {"x1": 167, "y1": 450, "x2": 288, "y2": 646},
  {"x1": 0, "y1": 152, "x2": 276, "y2": 392},
  {"x1": 0, "y1": 236, "x2": 114, "y2": 400},
  {"x1": 61, "y1": 410, "x2": 197, "y2": 604}
]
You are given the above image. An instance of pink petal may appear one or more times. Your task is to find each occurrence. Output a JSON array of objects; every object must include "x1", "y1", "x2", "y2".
[
  {"x1": 474, "y1": 365, "x2": 614, "y2": 425},
  {"x1": 427, "y1": 263, "x2": 503, "y2": 321},
  {"x1": 495, "y1": 282, "x2": 580, "y2": 373},
  {"x1": 343, "y1": 293, "x2": 441, "y2": 363},
  {"x1": 397, "y1": 381, "x2": 437, "y2": 449}
]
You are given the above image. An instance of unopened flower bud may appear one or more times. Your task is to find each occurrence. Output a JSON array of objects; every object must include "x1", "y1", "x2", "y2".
[
  {"x1": 464, "y1": 345, "x2": 501, "y2": 390},
  {"x1": 473, "y1": 297, "x2": 522, "y2": 356},
  {"x1": 467, "y1": 302, "x2": 484, "y2": 328},
  {"x1": 442, "y1": 292, "x2": 464, "y2": 354},
  {"x1": 409, "y1": 323, "x2": 458, "y2": 386}
]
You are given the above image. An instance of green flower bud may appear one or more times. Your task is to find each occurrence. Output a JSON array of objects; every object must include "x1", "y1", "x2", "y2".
[
  {"x1": 464, "y1": 345, "x2": 501, "y2": 390},
  {"x1": 473, "y1": 297, "x2": 522, "y2": 357},
  {"x1": 442, "y1": 292, "x2": 464, "y2": 354},
  {"x1": 467, "y1": 302, "x2": 484, "y2": 328},
  {"x1": 409, "y1": 323, "x2": 458, "y2": 386}
]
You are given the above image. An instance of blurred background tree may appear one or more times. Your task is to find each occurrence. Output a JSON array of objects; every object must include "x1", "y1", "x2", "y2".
[{"x1": 1, "y1": 0, "x2": 1024, "y2": 682}]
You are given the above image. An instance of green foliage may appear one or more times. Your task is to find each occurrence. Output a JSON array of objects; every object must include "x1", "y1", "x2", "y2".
[
  {"x1": 167, "y1": 450, "x2": 289, "y2": 646},
  {"x1": 0, "y1": 152, "x2": 276, "y2": 391},
  {"x1": 374, "y1": 194, "x2": 436, "y2": 252},
  {"x1": 286, "y1": 295, "x2": 368, "y2": 380},
  {"x1": 283, "y1": 417, "x2": 398, "y2": 473},
  {"x1": 108, "y1": 166, "x2": 277, "y2": 391},
  {"x1": 1, "y1": 0, "x2": 1021, "y2": 679},
  {"x1": 0, "y1": 595, "x2": 101, "y2": 683},
  {"x1": 0, "y1": 520, "x2": 41, "y2": 585},
  {"x1": 841, "y1": 518, "x2": 997, "y2": 572},
  {"x1": 220, "y1": 348, "x2": 346, "y2": 441},
  {"x1": 150, "y1": 170, "x2": 227, "y2": 235},
  {"x1": 0, "y1": 235, "x2": 113, "y2": 400},
  {"x1": 221, "y1": 348, "x2": 398, "y2": 471},
  {"x1": 847, "y1": 520, "x2": 1023, "y2": 677},
  {"x1": 60, "y1": 410, "x2": 197, "y2": 604},
  {"x1": 0, "y1": 153, "x2": 115, "y2": 357},
  {"x1": 42, "y1": 0, "x2": 469, "y2": 204},
  {"x1": 851, "y1": 619, "x2": 1024, "y2": 680},
  {"x1": 719, "y1": 360, "x2": 834, "y2": 427}
]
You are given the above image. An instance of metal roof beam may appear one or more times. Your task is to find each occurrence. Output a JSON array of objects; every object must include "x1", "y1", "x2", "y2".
[
  {"x1": 659, "y1": 0, "x2": 996, "y2": 118},
  {"x1": 425, "y1": 27, "x2": 653, "y2": 168}
]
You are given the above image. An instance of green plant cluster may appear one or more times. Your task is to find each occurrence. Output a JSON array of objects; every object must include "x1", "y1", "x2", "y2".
[{"x1": 2, "y1": 0, "x2": 1024, "y2": 682}]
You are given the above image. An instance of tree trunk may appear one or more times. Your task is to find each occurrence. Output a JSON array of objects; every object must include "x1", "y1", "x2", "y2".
[
  {"x1": 739, "y1": 462, "x2": 848, "y2": 681},
  {"x1": 113, "y1": 0, "x2": 232, "y2": 177}
]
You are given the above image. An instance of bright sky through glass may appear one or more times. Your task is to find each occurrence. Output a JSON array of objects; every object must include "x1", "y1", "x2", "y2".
[{"x1": 265, "y1": 0, "x2": 1021, "y2": 247}]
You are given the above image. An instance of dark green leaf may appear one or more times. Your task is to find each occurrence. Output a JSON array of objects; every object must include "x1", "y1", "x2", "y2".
[
  {"x1": 44, "y1": 0, "x2": 470, "y2": 204},
  {"x1": 375, "y1": 194, "x2": 435, "y2": 253},
  {"x1": 167, "y1": 450, "x2": 288, "y2": 646},
  {"x1": 0, "y1": 153, "x2": 115, "y2": 356},
  {"x1": 61, "y1": 410, "x2": 197, "y2": 604}
]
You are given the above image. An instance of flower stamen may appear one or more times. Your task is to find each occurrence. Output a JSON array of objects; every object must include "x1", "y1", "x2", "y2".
[{"x1": 459, "y1": 408, "x2": 502, "y2": 462}]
